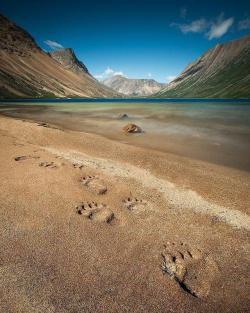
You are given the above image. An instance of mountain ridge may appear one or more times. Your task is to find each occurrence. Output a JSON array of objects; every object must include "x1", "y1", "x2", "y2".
[
  {"x1": 1, "y1": 13, "x2": 249, "y2": 99},
  {"x1": 0, "y1": 14, "x2": 118, "y2": 99},
  {"x1": 155, "y1": 35, "x2": 250, "y2": 98},
  {"x1": 103, "y1": 75, "x2": 165, "y2": 96}
]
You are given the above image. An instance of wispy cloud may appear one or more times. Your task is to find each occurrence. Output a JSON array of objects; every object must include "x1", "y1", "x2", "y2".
[
  {"x1": 94, "y1": 67, "x2": 126, "y2": 80},
  {"x1": 166, "y1": 75, "x2": 176, "y2": 83},
  {"x1": 207, "y1": 15, "x2": 234, "y2": 40},
  {"x1": 171, "y1": 13, "x2": 234, "y2": 40},
  {"x1": 238, "y1": 17, "x2": 250, "y2": 30},
  {"x1": 44, "y1": 40, "x2": 64, "y2": 50},
  {"x1": 171, "y1": 18, "x2": 207, "y2": 34},
  {"x1": 147, "y1": 73, "x2": 152, "y2": 77}
]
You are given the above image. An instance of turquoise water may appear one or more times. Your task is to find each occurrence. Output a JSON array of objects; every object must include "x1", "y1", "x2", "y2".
[{"x1": 1, "y1": 99, "x2": 250, "y2": 170}]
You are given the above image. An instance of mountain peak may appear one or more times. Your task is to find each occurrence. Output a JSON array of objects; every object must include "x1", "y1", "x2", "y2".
[
  {"x1": 103, "y1": 75, "x2": 165, "y2": 96},
  {"x1": 49, "y1": 48, "x2": 91, "y2": 76},
  {"x1": 0, "y1": 14, "x2": 118, "y2": 98}
]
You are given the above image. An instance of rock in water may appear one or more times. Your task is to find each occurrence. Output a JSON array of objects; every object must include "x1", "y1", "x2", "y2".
[
  {"x1": 123, "y1": 123, "x2": 142, "y2": 133},
  {"x1": 118, "y1": 113, "x2": 129, "y2": 120}
]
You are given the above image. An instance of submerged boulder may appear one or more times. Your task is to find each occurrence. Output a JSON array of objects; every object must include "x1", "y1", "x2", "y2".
[
  {"x1": 118, "y1": 113, "x2": 129, "y2": 120},
  {"x1": 123, "y1": 123, "x2": 142, "y2": 133}
]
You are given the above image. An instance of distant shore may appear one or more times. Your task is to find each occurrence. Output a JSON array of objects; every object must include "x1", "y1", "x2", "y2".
[{"x1": 1, "y1": 97, "x2": 250, "y2": 102}]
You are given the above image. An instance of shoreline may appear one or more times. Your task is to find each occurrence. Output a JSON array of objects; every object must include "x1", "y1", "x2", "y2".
[
  {"x1": 1, "y1": 101, "x2": 250, "y2": 172},
  {"x1": 1, "y1": 97, "x2": 250, "y2": 102},
  {"x1": 0, "y1": 114, "x2": 249, "y2": 312}
]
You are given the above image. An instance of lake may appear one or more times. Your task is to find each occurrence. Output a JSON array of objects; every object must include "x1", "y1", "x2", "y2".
[{"x1": 1, "y1": 98, "x2": 250, "y2": 171}]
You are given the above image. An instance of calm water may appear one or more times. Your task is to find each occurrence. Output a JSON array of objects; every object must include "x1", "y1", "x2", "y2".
[{"x1": 1, "y1": 99, "x2": 250, "y2": 171}]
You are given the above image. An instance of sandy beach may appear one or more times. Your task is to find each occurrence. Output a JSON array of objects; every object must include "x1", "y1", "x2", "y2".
[{"x1": 0, "y1": 114, "x2": 250, "y2": 312}]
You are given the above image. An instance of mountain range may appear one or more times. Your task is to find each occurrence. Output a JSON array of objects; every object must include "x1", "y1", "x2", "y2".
[
  {"x1": 0, "y1": 13, "x2": 249, "y2": 99},
  {"x1": 155, "y1": 35, "x2": 250, "y2": 98},
  {"x1": 103, "y1": 75, "x2": 165, "y2": 96},
  {"x1": 0, "y1": 14, "x2": 118, "y2": 98}
]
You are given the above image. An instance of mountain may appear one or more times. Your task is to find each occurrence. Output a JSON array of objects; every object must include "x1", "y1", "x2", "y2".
[
  {"x1": 155, "y1": 35, "x2": 250, "y2": 99},
  {"x1": 0, "y1": 14, "x2": 118, "y2": 98},
  {"x1": 103, "y1": 75, "x2": 165, "y2": 96},
  {"x1": 49, "y1": 48, "x2": 91, "y2": 76}
]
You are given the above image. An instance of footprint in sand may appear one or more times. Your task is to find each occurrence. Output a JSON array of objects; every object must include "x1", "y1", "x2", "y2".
[
  {"x1": 76, "y1": 201, "x2": 115, "y2": 224},
  {"x1": 15, "y1": 156, "x2": 28, "y2": 161},
  {"x1": 37, "y1": 122, "x2": 49, "y2": 127},
  {"x1": 55, "y1": 156, "x2": 64, "y2": 159},
  {"x1": 14, "y1": 155, "x2": 40, "y2": 161},
  {"x1": 39, "y1": 161, "x2": 57, "y2": 169},
  {"x1": 80, "y1": 175, "x2": 107, "y2": 195},
  {"x1": 37, "y1": 122, "x2": 59, "y2": 130},
  {"x1": 161, "y1": 242, "x2": 218, "y2": 298},
  {"x1": 123, "y1": 197, "x2": 148, "y2": 211},
  {"x1": 73, "y1": 163, "x2": 84, "y2": 170}
]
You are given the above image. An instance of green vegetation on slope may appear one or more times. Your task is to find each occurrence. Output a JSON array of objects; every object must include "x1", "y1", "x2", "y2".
[{"x1": 155, "y1": 41, "x2": 250, "y2": 99}]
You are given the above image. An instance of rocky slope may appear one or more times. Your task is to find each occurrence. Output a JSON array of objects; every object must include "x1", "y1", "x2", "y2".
[
  {"x1": 155, "y1": 35, "x2": 250, "y2": 98},
  {"x1": 0, "y1": 14, "x2": 118, "y2": 98},
  {"x1": 103, "y1": 75, "x2": 165, "y2": 96},
  {"x1": 49, "y1": 48, "x2": 91, "y2": 76}
]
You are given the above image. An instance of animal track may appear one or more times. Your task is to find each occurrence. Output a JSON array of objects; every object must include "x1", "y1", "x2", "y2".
[
  {"x1": 14, "y1": 155, "x2": 40, "y2": 161},
  {"x1": 161, "y1": 242, "x2": 218, "y2": 298},
  {"x1": 76, "y1": 201, "x2": 114, "y2": 223},
  {"x1": 123, "y1": 197, "x2": 147, "y2": 211},
  {"x1": 37, "y1": 122, "x2": 49, "y2": 127},
  {"x1": 37, "y1": 122, "x2": 58, "y2": 130},
  {"x1": 73, "y1": 163, "x2": 84, "y2": 169},
  {"x1": 55, "y1": 155, "x2": 64, "y2": 160},
  {"x1": 80, "y1": 175, "x2": 107, "y2": 195},
  {"x1": 39, "y1": 161, "x2": 57, "y2": 169},
  {"x1": 15, "y1": 156, "x2": 28, "y2": 161}
]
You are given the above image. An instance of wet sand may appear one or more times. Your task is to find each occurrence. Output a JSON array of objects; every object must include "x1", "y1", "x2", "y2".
[
  {"x1": 0, "y1": 114, "x2": 250, "y2": 312},
  {"x1": 1, "y1": 100, "x2": 250, "y2": 171}
]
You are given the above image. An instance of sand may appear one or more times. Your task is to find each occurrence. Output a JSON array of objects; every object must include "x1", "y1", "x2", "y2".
[{"x1": 0, "y1": 115, "x2": 249, "y2": 312}]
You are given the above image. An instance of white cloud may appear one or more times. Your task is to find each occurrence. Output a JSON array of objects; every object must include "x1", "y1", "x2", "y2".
[
  {"x1": 147, "y1": 73, "x2": 152, "y2": 77},
  {"x1": 171, "y1": 18, "x2": 208, "y2": 34},
  {"x1": 180, "y1": 7, "x2": 187, "y2": 19},
  {"x1": 44, "y1": 40, "x2": 64, "y2": 50},
  {"x1": 171, "y1": 14, "x2": 234, "y2": 40},
  {"x1": 238, "y1": 17, "x2": 250, "y2": 30},
  {"x1": 94, "y1": 74, "x2": 105, "y2": 79},
  {"x1": 166, "y1": 75, "x2": 176, "y2": 83},
  {"x1": 181, "y1": 18, "x2": 207, "y2": 33},
  {"x1": 207, "y1": 15, "x2": 234, "y2": 40},
  {"x1": 94, "y1": 67, "x2": 126, "y2": 80}
]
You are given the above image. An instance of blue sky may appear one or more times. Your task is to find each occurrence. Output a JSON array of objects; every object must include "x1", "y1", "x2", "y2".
[{"x1": 1, "y1": 0, "x2": 249, "y2": 82}]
